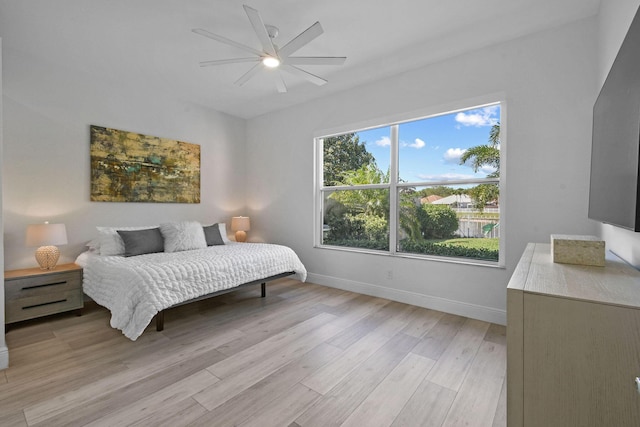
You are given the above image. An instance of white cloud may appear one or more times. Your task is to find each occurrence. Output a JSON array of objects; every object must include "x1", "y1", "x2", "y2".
[
  {"x1": 408, "y1": 138, "x2": 425, "y2": 149},
  {"x1": 443, "y1": 147, "x2": 466, "y2": 163},
  {"x1": 417, "y1": 172, "x2": 476, "y2": 181},
  {"x1": 455, "y1": 105, "x2": 499, "y2": 127},
  {"x1": 376, "y1": 136, "x2": 391, "y2": 147},
  {"x1": 480, "y1": 165, "x2": 497, "y2": 175}
]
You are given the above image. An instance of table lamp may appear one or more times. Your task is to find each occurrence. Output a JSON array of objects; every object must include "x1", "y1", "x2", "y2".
[
  {"x1": 26, "y1": 222, "x2": 68, "y2": 270},
  {"x1": 231, "y1": 216, "x2": 250, "y2": 242}
]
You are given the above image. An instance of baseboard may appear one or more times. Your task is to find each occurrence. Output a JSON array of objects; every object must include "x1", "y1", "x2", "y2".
[
  {"x1": 0, "y1": 345, "x2": 8, "y2": 370},
  {"x1": 306, "y1": 273, "x2": 506, "y2": 325}
]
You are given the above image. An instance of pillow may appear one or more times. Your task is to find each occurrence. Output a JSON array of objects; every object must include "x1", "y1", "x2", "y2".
[
  {"x1": 203, "y1": 223, "x2": 225, "y2": 246},
  {"x1": 86, "y1": 238, "x2": 101, "y2": 251},
  {"x1": 160, "y1": 221, "x2": 207, "y2": 253},
  {"x1": 117, "y1": 228, "x2": 164, "y2": 257},
  {"x1": 218, "y1": 223, "x2": 231, "y2": 243},
  {"x1": 97, "y1": 225, "x2": 156, "y2": 256}
]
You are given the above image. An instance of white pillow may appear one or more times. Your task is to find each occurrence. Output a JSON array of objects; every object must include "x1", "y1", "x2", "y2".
[
  {"x1": 160, "y1": 221, "x2": 207, "y2": 253},
  {"x1": 97, "y1": 226, "x2": 156, "y2": 256},
  {"x1": 218, "y1": 222, "x2": 231, "y2": 243}
]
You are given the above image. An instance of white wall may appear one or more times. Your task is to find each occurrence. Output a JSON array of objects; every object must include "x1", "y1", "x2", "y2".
[
  {"x1": 2, "y1": 47, "x2": 247, "y2": 270},
  {"x1": 246, "y1": 18, "x2": 599, "y2": 324},
  {"x1": 597, "y1": 0, "x2": 640, "y2": 266}
]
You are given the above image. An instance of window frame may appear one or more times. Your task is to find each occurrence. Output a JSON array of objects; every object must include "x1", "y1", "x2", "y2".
[{"x1": 314, "y1": 98, "x2": 506, "y2": 268}]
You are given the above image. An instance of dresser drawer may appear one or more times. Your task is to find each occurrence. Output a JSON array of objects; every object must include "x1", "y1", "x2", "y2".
[{"x1": 4, "y1": 264, "x2": 84, "y2": 324}]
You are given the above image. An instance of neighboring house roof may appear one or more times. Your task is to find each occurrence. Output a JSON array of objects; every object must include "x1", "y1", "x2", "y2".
[
  {"x1": 431, "y1": 194, "x2": 472, "y2": 205},
  {"x1": 420, "y1": 195, "x2": 443, "y2": 204}
]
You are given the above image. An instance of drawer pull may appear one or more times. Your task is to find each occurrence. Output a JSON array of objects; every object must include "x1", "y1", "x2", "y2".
[
  {"x1": 22, "y1": 299, "x2": 67, "y2": 310},
  {"x1": 22, "y1": 281, "x2": 67, "y2": 290}
]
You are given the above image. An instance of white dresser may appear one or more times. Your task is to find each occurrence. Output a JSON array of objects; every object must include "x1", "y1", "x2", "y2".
[{"x1": 507, "y1": 243, "x2": 640, "y2": 426}]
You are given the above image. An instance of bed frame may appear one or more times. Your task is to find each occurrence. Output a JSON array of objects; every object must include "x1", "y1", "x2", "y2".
[{"x1": 154, "y1": 271, "x2": 295, "y2": 331}]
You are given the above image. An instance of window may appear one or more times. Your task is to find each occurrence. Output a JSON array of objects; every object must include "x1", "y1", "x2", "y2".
[{"x1": 316, "y1": 102, "x2": 502, "y2": 264}]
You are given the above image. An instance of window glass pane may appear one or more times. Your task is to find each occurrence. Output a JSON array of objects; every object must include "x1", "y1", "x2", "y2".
[
  {"x1": 398, "y1": 105, "x2": 500, "y2": 183},
  {"x1": 397, "y1": 185, "x2": 499, "y2": 261},
  {"x1": 322, "y1": 189, "x2": 390, "y2": 251},
  {"x1": 322, "y1": 127, "x2": 391, "y2": 186}
]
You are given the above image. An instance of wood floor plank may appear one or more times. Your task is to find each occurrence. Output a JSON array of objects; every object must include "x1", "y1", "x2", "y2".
[
  {"x1": 130, "y1": 398, "x2": 208, "y2": 427},
  {"x1": 411, "y1": 312, "x2": 467, "y2": 360},
  {"x1": 401, "y1": 307, "x2": 445, "y2": 338},
  {"x1": 341, "y1": 352, "x2": 436, "y2": 427},
  {"x1": 190, "y1": 343, "x2": 342, "y2": 426},
  {"x1": 215, "y1": 303, "x2": 326, "y2": 356},
  {"x1": 295, "y1": 332, "x2": 420, "y2": 427},
  {"x1": 493, "y1": 375, "x2": 507, "y2": 427},
  {"x1": 239, "y1": 383, "x2": 321, "y2": 427},
  {"x1": 194, "y1": 314, "x2": 343, "y2": 410},
  {"x1": 0, "y1": 279, "x2": 507, "y2": 427},
  {"x1": 82, "y1": 370, "x2": 219, "y2": 427},
  {"x1": 426, "y1": 318, "x2": 490, "y2": 391},
  {"x1": 207, "y1": 312, "x2": 338, "y2": 379},
  {"x1": 442, "y1": 340, "x2": 507, "y2": 426},
  {"x1": 29, "y1": 348, "x2": 226, "y2": 427},
  {"x1": 390, "y1": 378, "x2": 457, "y2": 427},
  {"x1": 0, "y1": 410, "x2": 28, "y2": 427},
  {"x1": 301, "y1": 331, "x2": 394, "y2": 395},
  {"x1": 22, "y1": 326, "x2": 238, "y2": 425}
]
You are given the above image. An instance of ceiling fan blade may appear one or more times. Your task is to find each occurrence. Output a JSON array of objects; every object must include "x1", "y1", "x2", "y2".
[
  {"x1": 278, "y1": 21, "x2": 324, "y2": 58},
  {"x1": 274, "y1": 72, "x2": 287, "y2": 93},
  {"x1": 282, "y1": 64, "x2": 327, "y2": 86},
  {"x1": 199, "y1": 58, "x2": 261, "y2": 67},
  {"x1": 235, "y1": 63, "x2": 263, "y2": 86},
  {"x1": 284, "y1": 56, "x2": 346, "y2": 66},
  {"x1": 192, "y1": 28, "x2": 263, "y2": 57},
  {"x1": 243, "y1": 5, "x2": 277, "y2": 57}
]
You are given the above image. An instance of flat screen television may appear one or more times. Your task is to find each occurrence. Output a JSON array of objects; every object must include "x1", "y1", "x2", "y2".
[{"x1": 589, "y1": 6, "x2": 640, "y2": 231}]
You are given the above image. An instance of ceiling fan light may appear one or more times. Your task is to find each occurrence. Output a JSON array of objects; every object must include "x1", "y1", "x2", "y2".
[{"x1": 262, "y1": 56, "x2": 280, "y2": 68}]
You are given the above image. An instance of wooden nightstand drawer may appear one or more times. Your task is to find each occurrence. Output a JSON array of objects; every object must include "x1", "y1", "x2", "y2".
[
  {"x1": 5, "y1": 263, "x2": 83, "y2": 324},
  {"x1": 5, "y1": 271, "x2": 81, "y2": 300}
]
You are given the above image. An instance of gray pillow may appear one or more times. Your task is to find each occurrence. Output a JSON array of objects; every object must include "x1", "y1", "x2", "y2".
[
  {"x1": 117, "y1": 228, "x2": 164, "y2": 257},
  {"x1": 203, "y1": 223, "x2": 225, "y2": 246}
]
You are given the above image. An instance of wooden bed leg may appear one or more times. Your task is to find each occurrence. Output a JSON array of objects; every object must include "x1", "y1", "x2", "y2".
[
  {"x1": 261, "y1": 282, "x2": 266, "y2": 298},
  {"x1": 156, "y1": 311, "x2": 164, "y2": 331}
]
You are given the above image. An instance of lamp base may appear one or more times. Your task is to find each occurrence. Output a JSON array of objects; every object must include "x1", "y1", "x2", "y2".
[
  {"x1": 235, "y1": 230, "x2": 247, "y2": 243},
  {"x1": 35, "y1": 245, "x2": 60, "y2": 270}
]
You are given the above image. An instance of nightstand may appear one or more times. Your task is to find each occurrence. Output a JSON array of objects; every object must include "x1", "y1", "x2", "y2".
[{"x1": 4, "y1": 263, "x2": 83, "y2": 324}]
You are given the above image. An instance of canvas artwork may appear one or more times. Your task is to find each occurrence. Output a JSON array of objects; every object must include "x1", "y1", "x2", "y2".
[{"x1": 90, "y1": 125, "x2": 200, "y2": 203}]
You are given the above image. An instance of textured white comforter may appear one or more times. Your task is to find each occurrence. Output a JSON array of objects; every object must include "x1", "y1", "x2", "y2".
[{"x1": 76, "y1": 243, "x2": 307, "y2": 340}]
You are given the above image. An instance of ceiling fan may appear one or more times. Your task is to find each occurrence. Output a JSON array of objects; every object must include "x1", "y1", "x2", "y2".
[{"x1": 192, "y1": 4, "x2": 346, "y2": 93}]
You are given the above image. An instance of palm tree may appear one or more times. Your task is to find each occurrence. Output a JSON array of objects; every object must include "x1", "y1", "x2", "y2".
[
  {"x1": 460, "y1": 123, "x2": 500, "y2": 210},
  {"x1": 459, "y1": 123, "x2": 500, "y2": 178}
]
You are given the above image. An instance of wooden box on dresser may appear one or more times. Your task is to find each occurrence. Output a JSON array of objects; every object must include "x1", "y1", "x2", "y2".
[
  {"x1": 4, "y1": 263, "x2": 83, "y2": 324},
  {"x1": 507, "y1": 243, "x2": 640, "y2": 427}
]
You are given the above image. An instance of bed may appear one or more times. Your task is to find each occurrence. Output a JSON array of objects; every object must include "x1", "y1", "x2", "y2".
[{"x1": 75, "y1": 222, "x2": 307, "y2": 340}]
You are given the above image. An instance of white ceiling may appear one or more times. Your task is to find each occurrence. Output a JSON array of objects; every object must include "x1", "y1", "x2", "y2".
[{"x1": 0, "y1": 0, "x2": 601, "y2": 119}]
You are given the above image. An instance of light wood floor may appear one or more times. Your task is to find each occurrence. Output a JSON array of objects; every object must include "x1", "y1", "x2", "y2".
[{"x1": 0, "y1": 279, "x2": 506, "y2": 427}]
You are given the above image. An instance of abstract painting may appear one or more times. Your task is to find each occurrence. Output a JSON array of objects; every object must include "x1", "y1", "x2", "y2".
[{"x1": 90, "y1": 125, "x2": 200, "y2": 203}]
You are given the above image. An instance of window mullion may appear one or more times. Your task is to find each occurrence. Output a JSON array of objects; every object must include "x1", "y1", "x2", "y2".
[{"x1": 389, "y1": 125, "x2": 399, "y2": 255}]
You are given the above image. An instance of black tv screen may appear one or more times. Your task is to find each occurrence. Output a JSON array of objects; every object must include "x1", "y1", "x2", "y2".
[{"x1": 589, "y1": 6, "x2": 640, "y2": 231}]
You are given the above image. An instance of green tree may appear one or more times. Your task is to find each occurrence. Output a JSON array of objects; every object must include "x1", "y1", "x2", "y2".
[
  {"x1": 325, "y1": 164, "x2": 389, "y2": 248},
  {"x1": 323, "y1": 133, "x2": 375, "y2": 186},
  {"x1": 460, "y1": 123, "x2": 500, "y2": 210},
  {"x1": 420, "y1": 204, "x2": 459, "y2": 239}
]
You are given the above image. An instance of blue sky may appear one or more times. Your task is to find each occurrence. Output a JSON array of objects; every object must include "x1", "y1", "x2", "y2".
[{"x1": 356, "y1": 104, "x2": 500, "y2": 183}]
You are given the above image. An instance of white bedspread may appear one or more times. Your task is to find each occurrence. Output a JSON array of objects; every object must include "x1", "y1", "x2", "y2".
[{"x1": 76, "y1": 243, "x2": 307, "y2": 340}]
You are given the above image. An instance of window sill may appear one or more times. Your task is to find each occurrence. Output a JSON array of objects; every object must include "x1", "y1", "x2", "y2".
[{"x1": 314, "y1": 244, "x2": 505, "y2": 269}]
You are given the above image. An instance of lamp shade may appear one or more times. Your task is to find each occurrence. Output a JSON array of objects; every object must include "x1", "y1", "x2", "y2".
[
  {"x1": 231, "y1": 216, "x2": 250, "y2": 232},
  {"x1": 26, "y1": 223, "x2": 68, "y2": 247}
]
